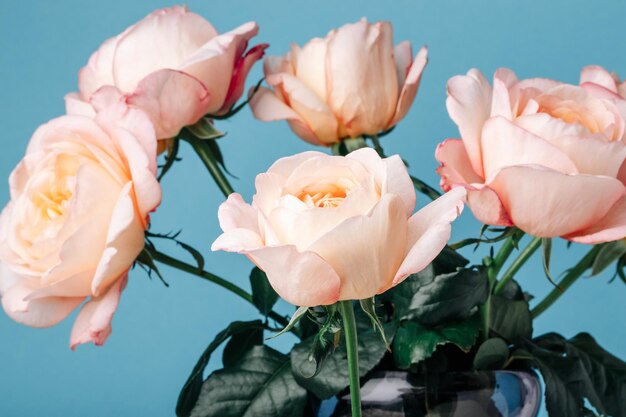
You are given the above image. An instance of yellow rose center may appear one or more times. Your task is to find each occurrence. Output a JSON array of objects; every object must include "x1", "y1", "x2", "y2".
[
  {"x1": 22, "y1": 155, "x2": 79, "y2": 246},
  {"x1": 32, "y1": 183, "x2": 72, "y2": 222},
  {"x1": 539, "y1": 103, "x2": 601, "y2": 134},
  {"x1": 297, "y1": 185, "x2": 347, "y2": 209}
]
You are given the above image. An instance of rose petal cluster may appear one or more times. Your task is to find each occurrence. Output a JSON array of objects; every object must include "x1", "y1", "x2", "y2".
[
  {"x1": 66, "y1": 5, "x2": 267, "y2": 140},
  {"x1": 212, "y1": 148, "x2": 465, "y2": 306},
  {"x1": 249, "y1": 19, "x2": 427, "y2": 146},
  {"x1": 437, "y1": 66, "x2": 626, "y2": 242},
  {"x1": 0, "y1": 104, "x2": 161, "y2": 349}
]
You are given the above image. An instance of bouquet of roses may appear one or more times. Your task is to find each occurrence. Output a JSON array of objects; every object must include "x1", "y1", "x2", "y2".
[{"x1": 2, "y1": 6, "x2": 626, "y2": 417}]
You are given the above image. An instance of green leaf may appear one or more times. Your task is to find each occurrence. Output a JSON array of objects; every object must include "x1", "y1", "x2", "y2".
[
  {"x1": 158, "y1": 137, "x2": 180, "y2": 181},
  {"x1": 432, "y1": 246, "x2": 469, "y2": 273},
  {"x1": 449, "y1": 226, "x2": 519, "y2": 251},
  {"x1": 176, "y1": 320, "x2": 264, "y2": 417},
  {"x1": 190, "y1": 346, "x2": 306, "y2": 417},
  {"x1": 542, "y1": 237, "x2": 558, "y2": 286},
  {"x1": 617, "y1": 257, "x2": 626, "y2": 284},
  {"x1": 568, "y1": 333, "x2": 626, "y2": 417},
  {"x1": 520, "y1": 332, "x2": 626, "y2": 417},
  {"x1": 135, "y1": 245, "x2": 169, "y2": 287},
  {"x1": 490, "y1": 296, "x2": 533, "y2": 341},
  {"x1": 291, "y1": 306, "x2": 342, "y2": 379},
  {"x1": 269, "y1": 306, "x2": 308, "y2": 339},
  {"x1": 592, "y1": 240, "x2": 626, "y2": 276},
  {"x1": 249, "y1": 267, "x2": 279, "y2": 316},
  {"x1": 177, "y1": 241, "x2": 205, "y2": 273},
  {"x1": 392, "y1": 315, "x2": 480, "y2": 369},
  {"x1": 384, "y1": 266, "x2": 489, "y2": 325},
  {"x1": 330, "y1": 137, "x2": 367, "y2": 156},
  {"x1": 473, "y1": 338, "x2": 509, "y2": 370},
  {"x1": 359, "y1": 297, "x2": 390, "y2": 349},
  {"x1": 291, "y1": 321, "x2": 397, "y2": 399},
  {"x1": 222, "y1": 323, "x2": 264, "y2": 368},
  {"x1": 187, "y1": 118, "x2": 226, "y2": 140},
  {"x1": 490, "y1": 279, "x2": 532, "y2": 342},
  {"x1": 204, "y1": 138, "x2": 231, "y2": 174}
]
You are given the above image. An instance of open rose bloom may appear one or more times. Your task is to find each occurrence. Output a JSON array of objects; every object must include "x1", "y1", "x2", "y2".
[
  {"x1": 249, "y1": 19, "x2": 428, "y2": 146},
  {"x1": 66, "y1": 5, "x2": 267, "y2": 140},
  {"x1": 0, "y1": 104, "x2": 161, "y2": 348},
  {"x1": 437, "y1": 66, "x2": 626, "y2": 242},
  {"x1": 212, "y1": 148, "x2": 465, "y2": 306}
]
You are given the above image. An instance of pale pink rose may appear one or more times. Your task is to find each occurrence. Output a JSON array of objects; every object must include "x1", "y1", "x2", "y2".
[
  {"x1": 211, "y1": 148, "x2": 465, "y2": 306},
  {"x1": 65, "y1": 5, "x2": 267, "y2": 140},
  {"x1": 0, "y1": 103, "x2": 161, "y2": 349},
  {"x1": 436, "y1": 66, "x2": 626, "y2": 242},
  {"x1": 249, "y1": 19, "x2": 428, "y2": 146}
]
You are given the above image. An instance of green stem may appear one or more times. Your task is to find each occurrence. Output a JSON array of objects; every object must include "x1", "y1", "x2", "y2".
[
  {"x1": 494, "y1": 237, "x2": 542, "y2": 295},
  {"x1": 491, "y1": 232, "x2": 521, "y2": 278},
  {"x1": 480, "y1": 232, "x2": 521, "y2": 339},
  {"x1": 370, "y1": 135, "x2": 385, "y2": 157},
  {"x1": 410, "y1": 175, "x2": 442, "y2": 201},
  {"x1": 185, "y1": 136, "x2": 235, "y2": 198},
  {"x1": 479, "y1": 296, "x2": 492, "y2": 342},
  {"x1": 531, "y1": 245, "x2": 601, "y2": 319},
  {"x1": 340, "y1": 300, "x2": 362, "y2": 417},
  {"x1": 150, "y1": 248, "x2": 292, "y2": 332}
]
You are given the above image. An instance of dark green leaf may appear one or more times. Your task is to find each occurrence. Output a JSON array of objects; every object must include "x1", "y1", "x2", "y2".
[
  {"x1": 542, "y1": 238, "x2": 558, "y2": 286},
  {"x1": 158, "y1": 138, "x2": 180, "y2": 181},
  {"x1": 269, "y1": 306, "x2": 308, "y2": 339},
  {"x1": 359, "y1": 297, "x2": 389, "y2": 349},
  {"x1": 191, "y1": 346, "x2": 306, "y2": 417},
  {"x1": 249, "y1": 267, "x2": 279, "y2": 316},
  {"x1": 292, "y1": 307, "x2": 342, "y2": 379},
  {"x1": 449, "y1": 226, "x2": 519, "y2": 251},
  {"x1": 473, "y1": 338, "x2": 509, "y2": 370},
  {"x1": 222, "y1": 324, "x2": 264, "y2": 368},
  {"x1": 490, "y1": 296, "x2": 532, "y2": 342},
  {"x1": 177, "y1": 241, "x2": 205, "y2": 273},
  {"x1": 176, "y1": 320, "x2": 263, "y2": 417},
  {"x1": 617, "y1": 257, "x2": 626, "y2": 284},
  {"x1": 432, "y1": 246, "x2": 469, "y2": 273},
  {"x1": 135, "y1": 245, "x2": 169, "y2": 287},
  {"x1": 385, "y1": 266, "x2": 489, "y2": 325},
  {"x1": 490, "y1": 280, "x2": 532, "y2": 342},
  {"x1": 569, "y1": 333, "x2": 626, "y2": 417},
  {"x1": 520, "y1": 332, "x2": 626, "y2": 417},
  {"x1": 592, "y1": 240, "x2": 626, "y2": 276},
  {"x1": 392, "y1": 315, "x2": 480, "y2": 369},
  {"x1": 291, "y1": 322, "x2": 397, "y2": 399}
]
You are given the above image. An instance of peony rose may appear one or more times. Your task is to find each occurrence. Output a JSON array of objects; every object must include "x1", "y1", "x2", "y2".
[
  {"x1": 249, "y1": 19, "x2": 428, "y2": 146},
  {"x1": 65, "y1": 5, "x2": 267, "y2": 140},
  {"x1": 211, "y1": 148, "x2": 465, "y2": 306},
  {"x1": 436, "y1": 66, "x2": 626, "y2": 242},
  {"x1": 0, "y1": 103, "x2": 161, "y2": 349}
]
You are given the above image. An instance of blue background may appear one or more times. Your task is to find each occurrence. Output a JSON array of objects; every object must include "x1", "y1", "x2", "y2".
[{"x1": 1, "y1": 1, "x2": 625, "y2": 416}]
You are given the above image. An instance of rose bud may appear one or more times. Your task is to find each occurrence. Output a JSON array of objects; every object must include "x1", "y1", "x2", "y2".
[{"x1": 249, "y1": 19, "x2": 427, "y2": 146}]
